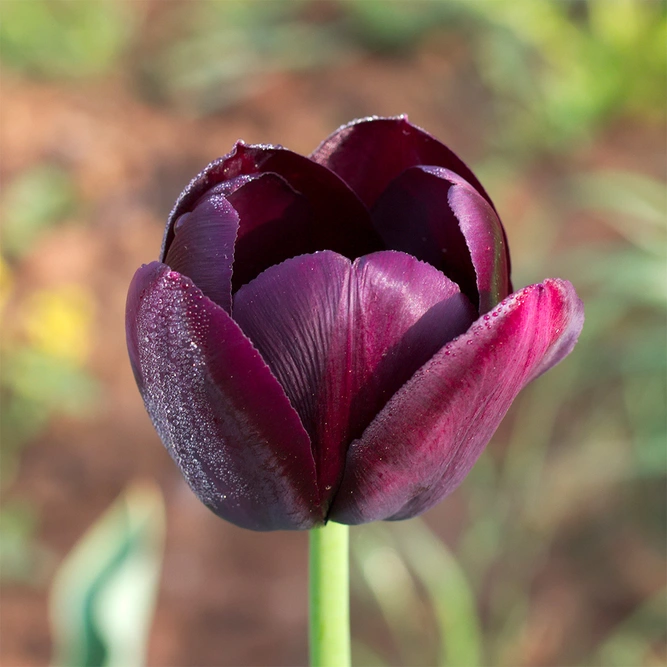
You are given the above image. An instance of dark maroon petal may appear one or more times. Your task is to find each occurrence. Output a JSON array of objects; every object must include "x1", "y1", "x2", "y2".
[
  {"x1": 444, "y1": 167, "x2": 510, "y2": 312},
  {"x1": 350, "y1": 252, "x2": 477, "y2": 437},
  {"x1": 372, "y1": 166, "x2": 510, "y2": 313},
  {"x1": 233, "y1": 252, "x2": 352, "y2": 506},
  {"x1": 126, "y1": 262, "x2": 321, "y2": 531},
  {"x1": 225, "y1": 173, "x2": 316, "y2": 291},
  {"x1": 329, "y1": 279, "x2": 584, "y2": 525},
  {"x1": 233, "y1": 250, "x2": 475, "y2": 509},
  {"x1": 161, "y1": 142, "x2": 382, "y2": 276},
  {"x1": 310, "y1": 115, "x2": 495, "y2": 211},
  {"x1": 164, "y1": 194, "x2": 239, "y2": 312}
]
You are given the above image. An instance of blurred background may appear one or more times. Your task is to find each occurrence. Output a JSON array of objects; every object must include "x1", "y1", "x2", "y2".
[{"x1": 1, "y1": 1, "x2": 665, "y2": 666}]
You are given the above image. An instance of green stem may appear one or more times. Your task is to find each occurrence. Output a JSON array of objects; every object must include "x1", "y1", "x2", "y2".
[{"x1": 309, "y1": 521, "x2": 350, "y2": 667}]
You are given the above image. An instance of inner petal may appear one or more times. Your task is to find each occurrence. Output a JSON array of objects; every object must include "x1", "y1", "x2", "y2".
[
  {"x1": 371, "y1": 166, "x2": 510, "y2": 313},
  {"x1": 371, "y1": 167, "x2": 478, "y2": 307},
  {"x1": 349, "y1": 251, "x2": 477, "y2": 440},
  {"x1": 310, "y1": 116, "x2": 496, "y2": 212},
  {"x1": 162, "y1": 143, "x2": 383, "y2": 280},
  {"x1": 232, "y1": 250, "x2": 476, "y2": 507},
  {"x1": 225, "y1": 173, "x2": 316, "y2": 291},
  {"x1": 164, "y1": 194, "x2": 239, "y2": 312}
]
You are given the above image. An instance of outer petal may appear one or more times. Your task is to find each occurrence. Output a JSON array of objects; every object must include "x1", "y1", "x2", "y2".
[
  {"x1": 329, "y1": 279, "x2": 584, "y2": 525},
  {"x1": 233, "y1": 250, "x2": 475, "y2": 509},
  {"x1": 372, "y1": 166, "x2": 510, "y2": 313},
  {"x1": 161, "y1": 142, "x2": 382, "y2": 274},
  {"x1": 126, "y1": 262, "x2": 321, "y2": 531},
  {"x1": 164, "y1": 194, "x2": 239, "y2": 312},
  {"x1": 310, "y1": 115, "x2": 495, "y2": 211}
]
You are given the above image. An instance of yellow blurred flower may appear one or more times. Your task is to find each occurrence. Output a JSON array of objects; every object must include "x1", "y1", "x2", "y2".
[{"x1": 22, "y1": 285, "x2": 94, "y2": 365}]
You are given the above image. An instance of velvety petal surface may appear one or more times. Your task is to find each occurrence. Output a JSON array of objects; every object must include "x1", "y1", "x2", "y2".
[
  {"x1": 372, "y1": 166, "x2": 510, "y2": 313},
  {"x1": 164, "y1": 194, "x2": 239, "y2": 312},
  {"x1": 329, "y1": 279, "x2": 584, "y2": 525},
  {"x1": 126, "y1": 262, "x2": 321, "y2": 531},
  {"x1": 161, "y1": 143, "x2": 382, "y2": 279},
  {"x1": 233, "y1": 250, "x2": 475, "y2": 509},
  {"x1": 310, "y1": 116, "x2": 495, "y2": 211}
]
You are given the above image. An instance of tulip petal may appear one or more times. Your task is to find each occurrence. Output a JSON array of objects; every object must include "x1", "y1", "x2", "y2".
[
  {"x1": 126, "y1": 262, "x2": 321, "y2": 531},
  {"x1": 164, "y1": 194, "x2": 239, "y2": 312},
  {"x1": 350, "y1": 252, "x2": 477, "y2": 437},
  {"x1": 310, "y1": 115, "x2": 495, "y2": 211},
  {"x1": 372, "y1": 166, "x2": 510, "y2": 313},
  {"x1": 233, "y1": 252, "x2": 352, "y2": 503},
  {"x1": 225, "y1": 173, "x2": 316, "y2": 291},
  {"x1": 329, "y1": 279, "x2": 584, "y2": 525},
  {"x1": 162, "y1": 143, "x2": 382, "y2": 280},
  {"x1": 233, "y1": 250, "x2": 475, "y2": 508}
]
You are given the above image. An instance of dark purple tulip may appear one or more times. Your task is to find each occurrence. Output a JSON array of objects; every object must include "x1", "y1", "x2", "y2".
[{"x1": 127, "y1": 116, "x2": 583, "y2": 531}]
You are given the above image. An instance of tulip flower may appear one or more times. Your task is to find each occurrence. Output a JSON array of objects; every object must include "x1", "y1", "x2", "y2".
[{"x1": 126, "y1": 116, "x2": 583, "y2": 533}]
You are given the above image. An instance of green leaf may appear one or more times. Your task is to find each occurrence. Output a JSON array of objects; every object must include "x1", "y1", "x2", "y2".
[
  {"x1": 49, "y1": 482, "x2": 165, "y2": 667},
  {"x1": 352, "y1": 524, "x2": 429, "y2": 665},
  {"x1": 0, "y1": 500, "x2": 51, "y2": 584},
  {"x1": 0, "y1": 0, "x2": 133, "y2": 79},
  {"x1": 571, "y1": 170, "x2": 667, "y2": 254},
  {"x1": 593, "y1": 588, "x2": 667, "y2": 667},
  {"x1": 392, "y1": 520, "x2": 484, "y2": 667},
  {"x1": 1, "y1": 165, "x2": 77, "y2": 259},
  {"x1": 1, "y1": 347, "x2": 99, "y2": 416}
]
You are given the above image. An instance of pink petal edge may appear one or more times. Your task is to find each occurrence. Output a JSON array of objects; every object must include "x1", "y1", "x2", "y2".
[{"x1": 329, "y1": 279, "x2": 584, "y2": 524}]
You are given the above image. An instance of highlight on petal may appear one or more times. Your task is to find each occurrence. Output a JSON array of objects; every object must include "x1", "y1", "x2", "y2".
[
  {"x1": 310, "y1": 115, "x2": 495, "y2": 211},
  {"x1": 371, "y1": 166, "x2": 510, "y2": 313},
  {"x1": 126, "y1": 262, "x2": 321, "y2": 531},
  {"x1": 233, "y1": 250, "x2": 476, "y2": 509},
  {"x1": 161, "y1": 142, "x2": 382, "y2": 276},
  {"x1": 350, "y1": 252, "x2": 477, "y2": 435},
  {"x1": 329, "y1": 279, "x2": 584, "y2": 525},
  {"x1": 164, "y1": 194, "x2": 239, "y2": 312}
]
